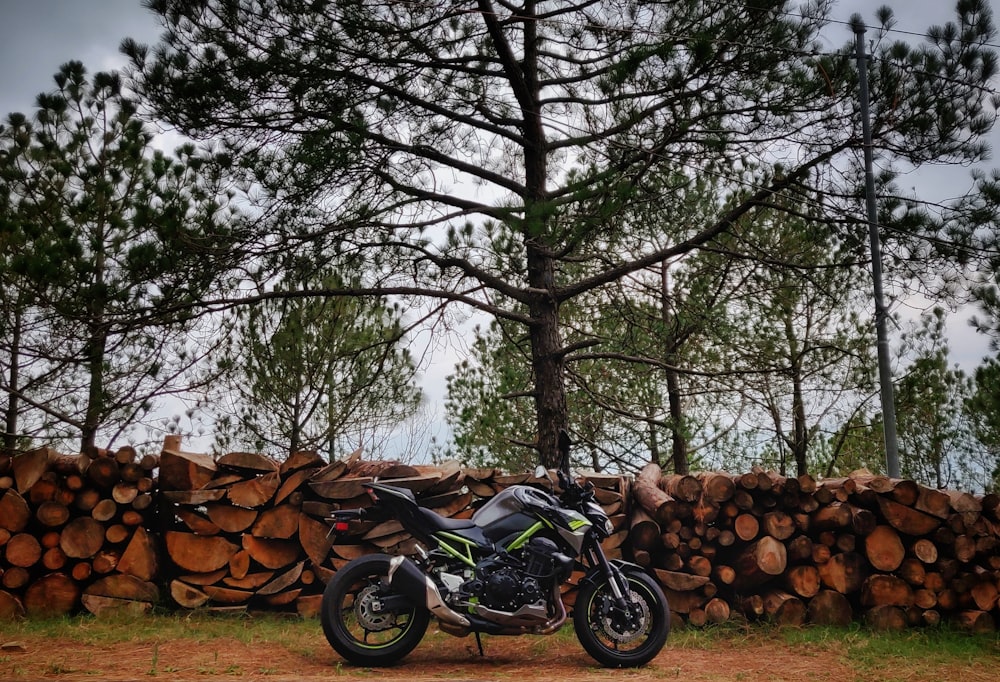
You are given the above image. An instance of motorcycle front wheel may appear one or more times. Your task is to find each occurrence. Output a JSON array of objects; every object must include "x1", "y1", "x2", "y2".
[
  {"x1": 573, "y1": 569, "x2": 670, "y2": 667},
  {"x1": 321, "y1": 554, "x2": 429, "y2": 666}
]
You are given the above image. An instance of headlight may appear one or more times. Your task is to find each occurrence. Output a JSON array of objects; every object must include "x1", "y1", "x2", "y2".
[{"x1": 585, "y1": 501, "x2": 613, "y2": 539}]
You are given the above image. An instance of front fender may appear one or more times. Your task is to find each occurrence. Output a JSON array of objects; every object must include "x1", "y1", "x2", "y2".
[{"x1": 580, "y1": 558, "x2": 650, "y2": 588}]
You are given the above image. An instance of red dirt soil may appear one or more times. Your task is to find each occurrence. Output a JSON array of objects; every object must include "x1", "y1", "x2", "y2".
[{"x1": 2, "y1": 624, "x2": 998, "y2": 682}]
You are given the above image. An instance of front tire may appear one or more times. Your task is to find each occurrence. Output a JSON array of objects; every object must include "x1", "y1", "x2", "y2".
[
  {"x1": 321, "y1": 554, "x2": 429, "y2": 666},
  {"x1": 573, "y1": 568, "x2": 670, "y2": 667}
]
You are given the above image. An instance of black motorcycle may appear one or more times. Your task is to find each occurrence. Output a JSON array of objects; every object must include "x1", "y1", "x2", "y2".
[{"x1": 321, "y1": 432, "x2": 670, "y2": 668}]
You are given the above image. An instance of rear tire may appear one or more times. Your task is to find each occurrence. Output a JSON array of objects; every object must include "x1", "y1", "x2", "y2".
[
  {"x1": 573, "y1": 568, "x2": 669, "y2": 667},
  {"x1": 321, "y1": 554, "x2": 429, "y2": 666}
]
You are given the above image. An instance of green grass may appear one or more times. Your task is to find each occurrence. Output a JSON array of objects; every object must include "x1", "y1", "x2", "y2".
[
  {"x1": 3, "y1": 612, "x2": 999, "y2": 680},
  {"x1": 3, "y1": 609, "x2": 316, "y2": 647}
]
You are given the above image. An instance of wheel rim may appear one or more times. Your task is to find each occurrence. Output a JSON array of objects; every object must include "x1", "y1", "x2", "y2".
[
  {"x1": 336, "y1": 575, "x2": 417, "y2": 650},
  {"x1": 586, "y1": 582, "x2": 655, "y2": 653}
]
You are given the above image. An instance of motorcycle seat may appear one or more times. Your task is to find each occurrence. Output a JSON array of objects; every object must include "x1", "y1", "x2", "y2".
[{"x1": 417, "y1": 506, "x2": 477, "y2": 531}]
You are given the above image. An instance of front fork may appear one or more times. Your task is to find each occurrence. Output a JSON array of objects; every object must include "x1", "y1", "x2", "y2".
[{"x1": 585, "y1": 542, "x2": 644, "y2": 629}]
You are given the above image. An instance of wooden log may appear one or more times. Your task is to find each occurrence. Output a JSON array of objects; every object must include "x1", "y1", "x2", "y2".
[
  {"x1": 264, "y1": 588, "x2": 301, "y2": 607},
  {"x1": 24, "y1": 573, "x2": 80, "y2": 617},
  {"x1": 697, "y1": 472, "x2": 736, "y2": 503},
  {"x1": 786, "y1": 535, "x2": 814, "y2": 563},
  {"x1": 956, "y1": 610, "x2": 995, "y2": 633},
  {"x1": 229, "y1": 550, "x2": 252, "y2": 580},
  {"x1": 217, "y1": 451, "x2": 279, "y2": 475},
  {"x1": 653, "y1": 569, "x2": 710, "y2": 592},
  {"x1": 661, "y1": 474, "x2": 702, "y2": 503},
  {"x1": 202, "y1": 585, "x2": 253, "y2": 604},
  {"x1": 242, "y1": 534, "x2": 301, "y2": 569},
  {"x1": 309, "y1": 476, "x2": 373, "y2": 501},
  {"x1": 60, "y1": 516, "x2": 105, "y2": 559},
  {"x1": 5, "y1": 533, "x2": 42, "y2": 568},
  {"x1": 763, "y1": 590, "x2": 806, "y2": 626},
  {"x1": 274, "y1": 468, "x2": 314, "y2": 506},
  {"x1": 734, "y1": 513, "x2": 759, "y2": 541},
  {"x1": 877, "y1": 496, "x2": 941, "y2": 536},
  {"x1": 0, "y1": 589, "x2": 26, "y2": 620},
  {"x1": 817, "y1": 551, "x2": 867, "y2": 594},
  {"x1": 298, "y1": 512, "x2": 334, "y2": 567},
  {"x1": 864, "y1": 525, "x2": 905, "y2": 572},
  {"x1": 712, "y1": 565, "x2": 736, "y2": 586},
  {"x1": 121, "y1": 510, "x2": 144, "y2": 527},
  {"x1": 159, "y1": 448, "x2": 217, "y2": 491},
  {"x1": 12, "y1": 447, "x2": 56, "y2": 493},
  {"x1": 161, "y1": 489, "x2": 227, "y2": 505},
  {"x1": 861, "y1": 574, "x2": 914, "y2": 607},
  {"x1": 35, "y1": 501, "x2": 70, "y2": 528},
  {"x1": 704, "y1": 597, "x2": 731, "y2": 623},
  {"x1": 257, "y1": 561, "x2": 305, "y2": 596},
  {"x1": 224, "y1": 571, "x2": 275, "y2": 590},
  {"x1": 202, "y1": 503, "x2": 258, "y2": 533},
  {"x1": 812, "y1": 501, "x2": 852, "y2": 531},
  {"x1": 660, "y1": 586, "x2": 707, "y2": 615},
  {"x1": 252, "y1": 505, "x2": 300, "y2": 539},
  {"x1": 807, "y1": 589, "x2": 853, "y2": 626},
  {"x1": 111, "y1": 482, "x2": 138, "y2": 505},
  {"x1": 911, "y1": 538, "x2": 938, "y2": 564},
  {"x1": 175, "y1": 508, "x2": 221, "y2": 535},
  {"x1": 763, "y1": 511, "x2": 795, "y2": 540},
  {"x1": 740, "y1": 594, "x2": 765, "y2": 619},
  {"x1": 117, "y1": 526, "x2": 158, "y2": 582},
  {"x1": 0, "y1": 489, "x2": 30, "y2": 532},
  {"x1": 2, "y1": 567, "x2": 30, "y2": 590},
  {"x1": 171, "y1": 580, "x2": 210, "y2": 609},
  {"x1": 629, "y1": 507, "x2": 661, "y2": 551},
  {"x1": 784, "y1": 565, "x2": 821, "y2": 599},
  {"x1": 42, "y1": 546, "x2": 68, "y2": 571},
  {"x1": 914, "y1": 485, "x2": 951, "y2": 519},
  {"x1": 897, "y1": 558, "x2": 927, "y2": 586},
  {"x1": 92, "y1": 549, "x2": 121, "y2": 574},
  {"x1": 632, "y1": 463, "x2": 680, "y2": 523},
  {"x1": 279, "y1": 449, "x2": 326, "y2": 477},
  {"x1": 82, "y1": 593, "x2": 153, "y2": 617},
  {"x1": 228, "y1": 471, "x2": 280, "y2": 508},
  {"x1": 865, "y1": 605, "x2": 907, "y2": 631},
  {"x1": 734, "y1": 536, "x2": 786, "y2": 588},
  {"x1": 71, "y1": 562, "x2": 92, "y2": 581},
  {"x1": 165, "y1": 531, "x2": 240, "y2": 572},
  {"x1": 86, "y1": 457, "x2": 120, "y2": 489},
  {"x1": 85, "y1": 574, "x2": 158, "y2": 604},
  {"x1": 296, "y1": 593, "x2": 323, "y2": 618},
  {"x1": 309, "y1": 458, "x2": 348, "y2": 483},
  {"x1": 914, "y1": 588, "x2": 937, "y2": 609},
  {"x1": 970, "y1": 580, "x2": 999, "y2": 612}
]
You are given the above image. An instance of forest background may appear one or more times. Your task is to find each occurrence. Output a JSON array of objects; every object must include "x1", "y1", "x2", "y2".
[{"x1": 2, "y1": 0, "x2": 1000, "y2": 492}]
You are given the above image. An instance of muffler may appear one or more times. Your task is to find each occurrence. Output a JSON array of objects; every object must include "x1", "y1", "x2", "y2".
[{"x1": 387, "y1": 555, "x2": 471, "y2": 628}]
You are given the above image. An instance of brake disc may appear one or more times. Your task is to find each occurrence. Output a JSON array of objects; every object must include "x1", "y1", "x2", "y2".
[
  {"x1": 597, "y1": 588, "x2": 651, "y2": 644},
  {"x1": 354, "y1": 584, "x2": 396, "y2": 631}
]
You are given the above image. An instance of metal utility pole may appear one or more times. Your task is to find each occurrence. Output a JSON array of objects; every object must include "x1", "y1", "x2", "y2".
[{"x1": 852, "y1": 15, "x2": 900, "y2": 478}]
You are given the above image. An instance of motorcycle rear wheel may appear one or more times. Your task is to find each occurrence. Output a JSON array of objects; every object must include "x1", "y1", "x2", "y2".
[
  {"x1": 573, "y1": 569, "x2": 670, "y2": 667},
  {"x1": 321, "y1": 554, "x2": 429, "y2": 666}
]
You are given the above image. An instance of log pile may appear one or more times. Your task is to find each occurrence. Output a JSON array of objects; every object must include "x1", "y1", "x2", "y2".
[
  {"x1": 162, "y1": 447, "x2": 630, "y2": 617},
  {"x1": 630, "y1": 464, "x2": 1000, "y2": 632},
  {"x1": 0, "y1": 446, "x2": 161, "y2": 618},
  {"x1": 4, "y1": 440, "x2": 999, "y2": 635}
]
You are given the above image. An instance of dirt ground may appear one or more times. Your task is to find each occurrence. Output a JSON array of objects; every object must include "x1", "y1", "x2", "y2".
[{"x1": 2, "y1": 621, "x2": 999, "y2": 682}]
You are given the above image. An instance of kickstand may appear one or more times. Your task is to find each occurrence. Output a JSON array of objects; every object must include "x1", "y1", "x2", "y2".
[{"x1": 474, "y1": 631, "x2": 485, "y2": 657}]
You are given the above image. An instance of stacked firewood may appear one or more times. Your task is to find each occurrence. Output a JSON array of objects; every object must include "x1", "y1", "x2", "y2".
[
  {"x1": 630, "y1": 463, "x2": 1000, "y2": 632},
  {"x1": 0, "y1": 446, "x2": 160, "y2": 619},
  {"x1": 160, "y1": 443, "x2": 630, "y2": 617}
]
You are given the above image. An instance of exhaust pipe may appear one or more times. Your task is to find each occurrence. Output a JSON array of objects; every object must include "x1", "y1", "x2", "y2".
[{"x1": 388, "y1": 555, "x2": 471, "y2": 628}]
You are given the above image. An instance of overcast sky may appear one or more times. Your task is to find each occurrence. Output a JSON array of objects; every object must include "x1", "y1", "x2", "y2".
[{"x1": 0, "y1": 0, "x2": 995, "y2": 373}]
